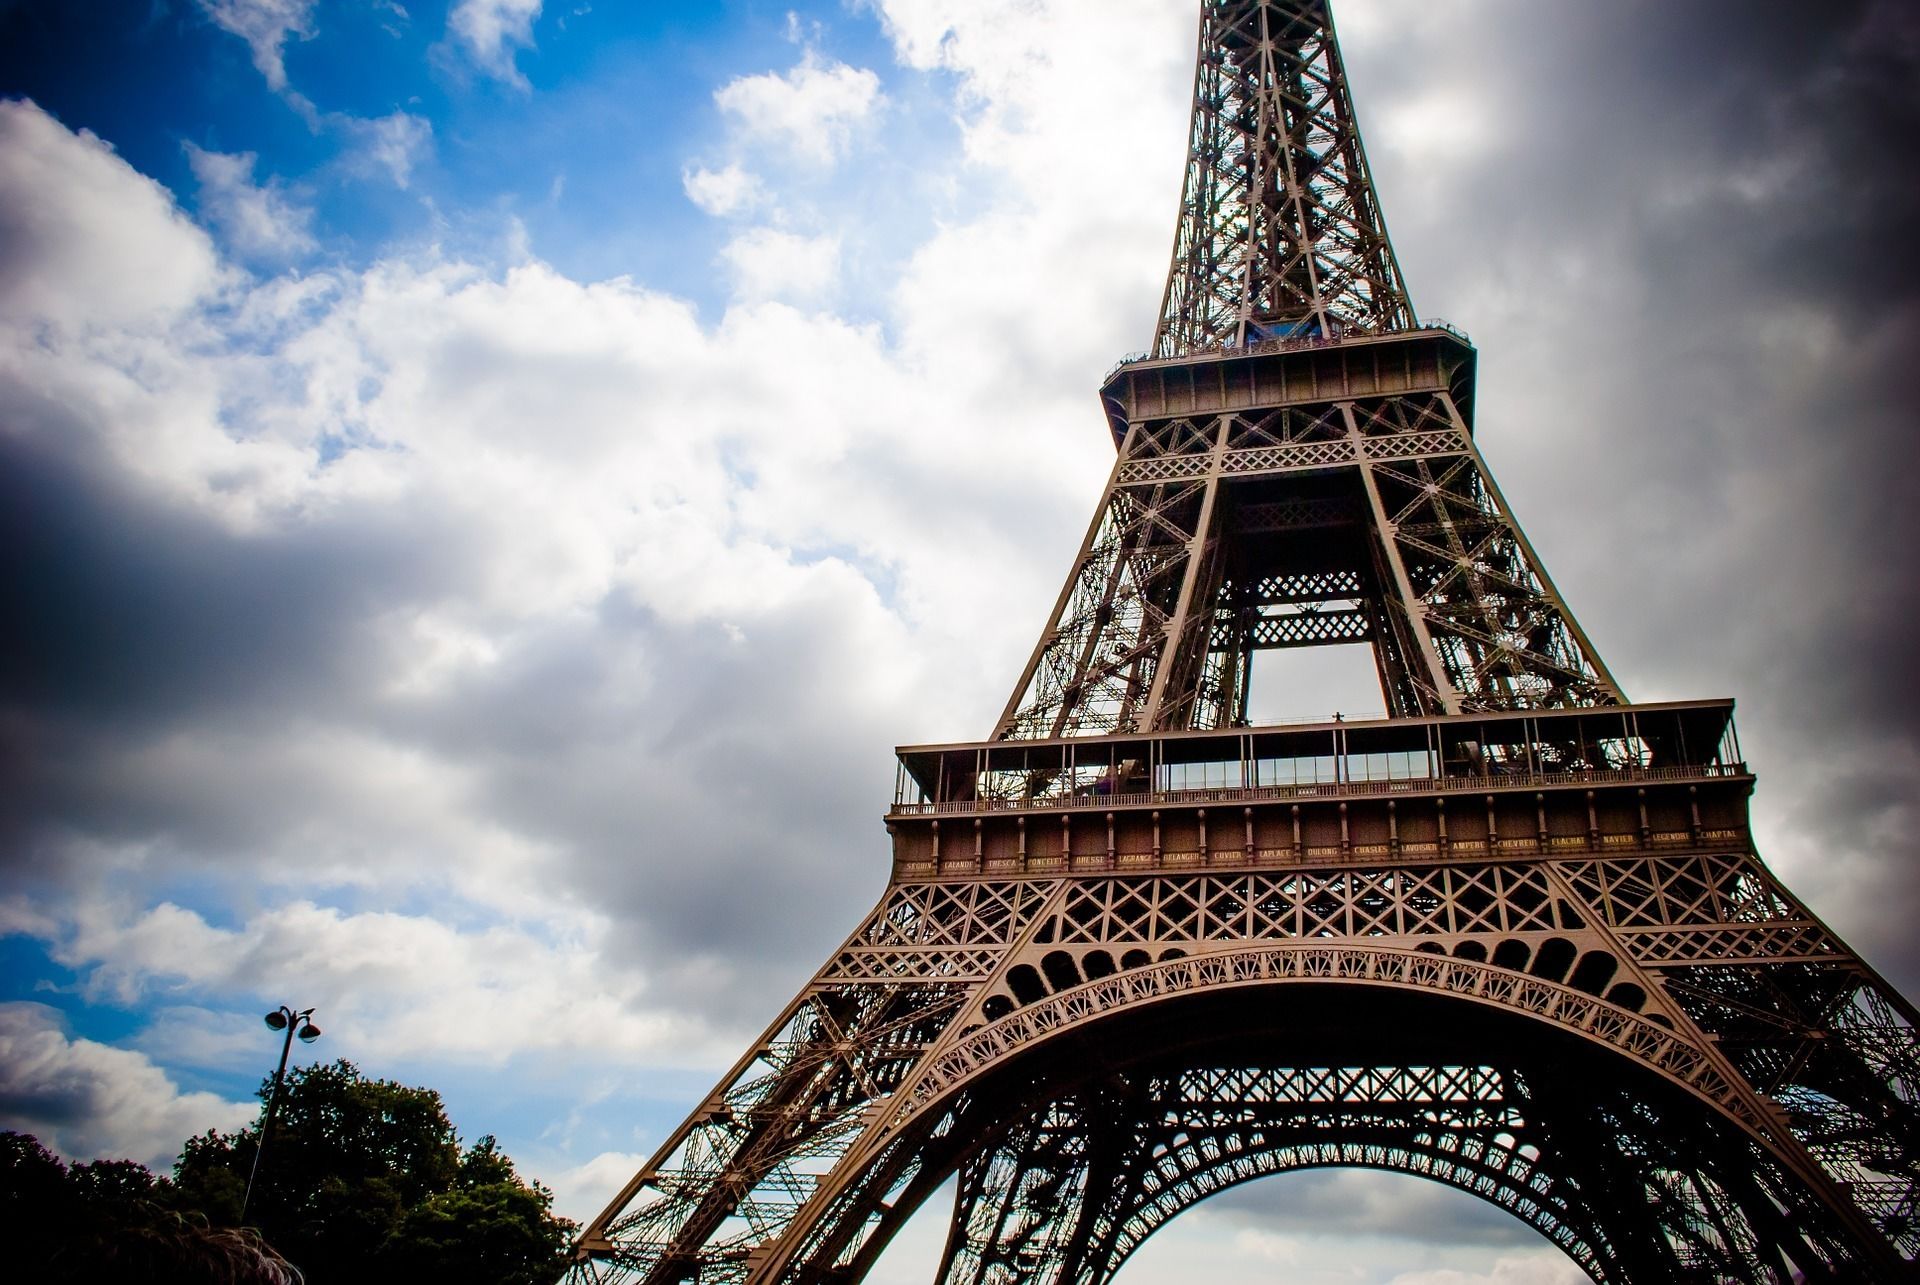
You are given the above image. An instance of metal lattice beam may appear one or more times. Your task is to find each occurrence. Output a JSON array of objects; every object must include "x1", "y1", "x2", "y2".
[{"x1": 1154, "y1": 0, "x2": 1415, "y2": 355}]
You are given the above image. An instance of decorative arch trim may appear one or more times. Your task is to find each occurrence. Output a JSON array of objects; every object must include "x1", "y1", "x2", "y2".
[{"x1": 890, "y1": 944, "x2": 1761, "y2": 1137}]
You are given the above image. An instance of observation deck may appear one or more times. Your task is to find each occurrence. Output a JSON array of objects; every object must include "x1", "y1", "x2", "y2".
[
  {"x1": 887, "y1": 701, "x2": 1753, "y2": 882},
  {"x1": 1097, "y1": 322, "x2": 1478, "y2": 449}
]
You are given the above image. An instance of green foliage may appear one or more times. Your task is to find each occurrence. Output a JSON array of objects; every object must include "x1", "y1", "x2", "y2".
[
  {"x1": 384, "y1": 1179, "x2": 575, "y2": 1285},
  {"x1": 0, "y1": 1132, "x2": 299, "y2": 1282},
  {"x1": 67, "y1": 1155, "x2": 160, "y2": 1207},
  {"x1": 170, "y1": 1059, "x2": 574, "y2": 1284},
  {"x1": 0, "y1": 1131, "x2": 72, "y2": 1234},
  {"x1": 460, "y1": 1133, "x2": 521, "y2": 1187},
  {"x1": 1, "y1": 1062, "x2": 575, "y2": 1283}
]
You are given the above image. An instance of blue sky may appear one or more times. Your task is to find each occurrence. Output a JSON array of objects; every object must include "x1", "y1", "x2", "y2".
[
  {"x1": 1, "y1": 0, "x2": 954, "y2": 312},
  {"x1": 2, "y1": 2, "x2": 1916, "y2": 1283}
]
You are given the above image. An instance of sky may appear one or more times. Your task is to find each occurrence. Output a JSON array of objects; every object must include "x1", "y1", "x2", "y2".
[{"x1": 0, "y1": 1, "x2": 1916, "y2": 1282}]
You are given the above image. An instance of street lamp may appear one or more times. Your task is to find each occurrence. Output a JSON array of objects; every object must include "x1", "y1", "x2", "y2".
[{"x1": 240, "y1": 1004, "x2": 321, "y2": 1225}]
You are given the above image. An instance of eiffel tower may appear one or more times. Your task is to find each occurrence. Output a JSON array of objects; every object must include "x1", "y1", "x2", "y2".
[{"x1": 574, "y1": 2, "x2": 1920, "y2": 1280}]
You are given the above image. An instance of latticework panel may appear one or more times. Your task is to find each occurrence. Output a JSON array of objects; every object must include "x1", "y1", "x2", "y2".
[
  {"x1": 586, "y1": 979, "x2": 972, "y2": 1284},
  {"x1": 855, "y1": 882, "x2": 1053, "y2": 949},
  {"x1": 996, "y1": 385, "x2": 1620, "y2": 739},
  {"x1": 1561, "y1": 849, "x2": 1920, "y2": 1259},
  {"x1": 575, "y1": 856, "x2": 1917, "y2": 1282},
  {"x1": 937, "y1": 1053, "x2": 1877, "y2": 1285},
  {"x1": 1037, "y1": 864, "x2": 1565, "y2": 946},
  {"x1": 829, "y1": 883, "x2": 1055, "y2": 982},
  {"x1": 1154, "y1": 0, "x2": 1414, "y2": 355},
  {"x1": 995, "y1": 478, "x2": 1212, "y2": 740},
  {"x1": 1359, "y1": 397, "x2": 1619, "y2": 712},
  {"x1": 1560, "y1": 850, "x2": 1797, "y2": 929}
]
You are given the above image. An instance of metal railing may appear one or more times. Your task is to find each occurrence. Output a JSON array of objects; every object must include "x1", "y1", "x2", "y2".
[
  {"x1": 889, "y1": 760, "x2": 1747, "y2": 817},
  {"x1": 1101, "y1": 319, "x2": 1474, "y2": 383},
  {"x1": 1418, "y1": 317, "x2": 1473, "y2": 345}
]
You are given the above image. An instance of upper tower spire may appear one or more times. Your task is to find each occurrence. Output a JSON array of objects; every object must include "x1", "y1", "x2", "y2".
[{"x1": 1154, "y1": 0, "x2": 1414, "y2": 356}]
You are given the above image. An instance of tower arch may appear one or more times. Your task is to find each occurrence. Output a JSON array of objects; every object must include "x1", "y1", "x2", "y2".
[{"x1": 773, "y1": 971, "x2": 1873, "y2": 1285}]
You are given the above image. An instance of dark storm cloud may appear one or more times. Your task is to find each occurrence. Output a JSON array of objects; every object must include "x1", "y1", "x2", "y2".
[
  {"x1": 367, "y1": 579, "x2": 904, "y2": 1018},
  {"x1": 0, "y1": 388, "x2": 890, "y2": 1024},
  {"x1": 0, "y1": 406, "x2": 465, "y2": 874},
  {"x1": 1, "y1": 413, "x2": 426, "y2": 730}
]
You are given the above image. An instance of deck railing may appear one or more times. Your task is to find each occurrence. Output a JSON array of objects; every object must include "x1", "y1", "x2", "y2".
[
  {"x1": 889, "y1": 760, "x2": 1747, "y2": 817},
  {"x1": 1101, "y1": 320, "x2": 1473, "y2": 383}
]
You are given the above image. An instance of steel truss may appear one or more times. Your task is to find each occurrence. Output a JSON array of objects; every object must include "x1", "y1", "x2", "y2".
[
  {"x1": 1155, "y1": 0, "x2": 1414, "y2": 351},
  {"x1": 996, "y1": 387, "x2": 1621, "y2": 738},
  {"x1": 573, "y1": 0, "x2": 1919, "y2": 1279},
  {"x1": 941, "y1": 1059, "x2": 1869, "y2": 1285},
  {"x1": 576, "y1": 844, "x2": 1920, "y2": 1283}
]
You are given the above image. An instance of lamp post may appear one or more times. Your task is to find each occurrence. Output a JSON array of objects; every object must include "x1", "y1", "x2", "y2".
[{"x1": 240, "y1": 1004, "x2": 321, "y2": 1225}]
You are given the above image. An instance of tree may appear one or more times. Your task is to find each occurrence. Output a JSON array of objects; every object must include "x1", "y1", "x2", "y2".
[
  {"x1": 0, "y1": 1131, "x2": 75, "y2": 1241},
  {"x1": 0, "y1": 1132, "x2": 299, "y2": 1282},
  {"x1": 171, "y1": 1059, "x2": 574, "y2": 1284}
]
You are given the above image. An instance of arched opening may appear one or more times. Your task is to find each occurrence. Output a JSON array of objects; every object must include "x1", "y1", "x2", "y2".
[
  {"x1": 816, "y1": 957, "x2": 1864, "y2": 1285},
  {"x1": 1116, "y1": 1168, "x2": 1593, "y2": 1284},
  {"x1": 1568, "y1": 950, "x2": 1618, "y2": 996},
  {"x1": 1007, "y1": 964, "x2": 1046, "y2": 1006},
  {"x1": 1606, "y1": 981, "x2": 1647, "y2": 1012},
  {"x1": 1528, "y1": 937, "x2": 1577, "y2": 983},
  {"x1": 866, "y1": 1168, "x2": 1590, "y2": 1285},
  {"x1": 1042, "y1": 950, "x2": 1084, "y2": 993},
  {"x1": 1491, "y1": 938, "x2": 1531, "y2": 972}
]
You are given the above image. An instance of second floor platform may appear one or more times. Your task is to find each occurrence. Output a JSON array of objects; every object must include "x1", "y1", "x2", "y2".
[{"x1": 886, "y1": 701, "x2": 1755, "y2": 881}]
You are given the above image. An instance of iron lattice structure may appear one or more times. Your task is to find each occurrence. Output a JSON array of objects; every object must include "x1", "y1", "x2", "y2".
[{"x1": 575, "y1": 2, "x2": 1920, "y2": 1281}]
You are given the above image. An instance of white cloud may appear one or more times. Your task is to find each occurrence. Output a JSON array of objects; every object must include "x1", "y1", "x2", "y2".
[
  {"x1": 872, "y1": 0, "x2": 1191, "y2": 182},
  {"x1": 53, "y1": 898, "x2": 726, "y2": 1069},
  {"x1": 0, "y1": 1003, "x2": 254, "y2": 1170},
  {"x1": 196, "y1": 0, "x2": 317, "y2": 93},
  {"x1": 720, "y1": 227, "x2": 841, "y2": 301},
  {"x1": 132, "y1": 1006, "x2": 274, "y2": 1071},
  {"x1": 0, "y1": 102, "x2": 1050, "y2": 1103},
  {"x1": 861, "y1": 0, "x2": 1192, "y2": 385},
  {"x1": 1232, "y1": 1228, "x2": 1302, "y2": 1264},
  {"x1": 683, "y1": 163, "x2": 764, "y2": 218},
  {"x1": 1377, "y1": 82, "x2": 1503, "y2": 165},
  {"x1": 1388, "y1": 1256, "x2": 1591, "y2": 1285},
  {"x1": 714, "y1": 54, "x2": 884, "y2": 166},
  {"x1": 448, "y1": 0, "x2": 545, "y2": 85},
  {"x1": 185, "y1": 143, "x2": 318, "y2": 262},
  {"x1": 342, "y1": 110, "x2": 434, "y2": 189},
  {"x1": 545, "y1": 1149, "x2": 653, "y2": 1223},
  {"x1": 0, "y1": 100, "x2": 227, "y2": 334}
]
